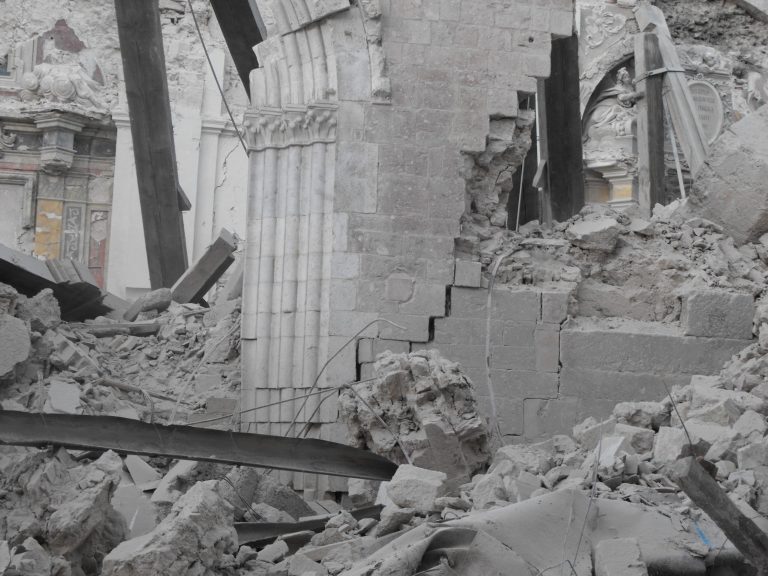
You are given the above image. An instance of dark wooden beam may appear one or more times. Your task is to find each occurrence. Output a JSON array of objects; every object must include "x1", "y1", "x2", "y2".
[
  {"x1": 209, "y1": 0, "x2": 263, "y2": 97},
  {"x1": 544, "y1": 34, "x2": 584, "y2": 222},
  {"x1": 114, "y1": 0, "x2": 188, "y2": 289},
  {"x1": 0, "y1": 411, "x2": 398, "y2": 480},
  {"x1": 635, "y1": 32, "x2": 666, "y2": 213},
  {"x1": 171, "y1": 228, "x2": 237, "y2": 304},
  {"x1": 672, "y1": 457, "x2": 768, "y2": 575}
]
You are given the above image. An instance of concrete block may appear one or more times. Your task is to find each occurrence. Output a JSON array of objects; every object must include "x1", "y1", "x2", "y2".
[
  {"x1": 523, "y1": 397, "x2": 580, "y2": 440},
  {"x1": 681, "y1": 290, "x2": 754, "y2": 340},
  {"x1": 450, "y1": 286, "x2": 539, "y2": 322},
  {"x1": 454, "y1": 259, "x2": 482, "y2": 287},
  {"x1": 614, "y1": 423, "x2": 655, "y2": 454},
  {"x1": 560, "y1": 367, "x2": 691, "y2": 402},
  {"x1": 541, "y1": 290, "x2": 570, "y2": 324},
  {"x1": 379, "y1": 313, "x2": 430, "y2": 342},
  {"x1": 535, "y1": 325, "x2": 560, "y2": 373},
  {"x1": 593, "y1": 538, "x2": 648, "y2": 576},
  {"x1": 387, "y1": 465, "x2": 447, "y2": 513},
  {"x1": 560, "y1": 318, "x2": 751, "y2": 375}
]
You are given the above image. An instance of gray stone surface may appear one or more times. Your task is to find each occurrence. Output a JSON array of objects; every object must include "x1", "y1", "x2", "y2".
[
  {"x1": 454, "y1": 259, "x2": 482, "y2": 288},
  {"x1": 16, "y1": 288, "x2": 61, "y2": 332},
  {"x1": 565, "y1": 217, "x2": 621, "y2": 252},
  {"x1": 593, "y1": 538, "x2": 648, "y2": 576},
  {"x1": 0, "y1": 313, "x2": 30, "y2": 377},
  {"x1": 681, "y1": 290, "x2": 754, "y2": 340},
  {"x1": 689, "y1": 104, "x2": 768, "y2": 244}
]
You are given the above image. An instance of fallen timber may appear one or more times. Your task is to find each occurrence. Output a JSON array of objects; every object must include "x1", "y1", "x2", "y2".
[{"x1": 0, "y1": 411, "x2": 398, "y2": 481}]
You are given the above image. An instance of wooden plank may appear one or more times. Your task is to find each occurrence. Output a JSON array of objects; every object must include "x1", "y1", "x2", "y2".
[
  {"x1": 114, "y1": 0, "x2": 188, "y2": 289},
  {"x1": 68, "y1": 322, "x2": 161, "y2": 338},
  {"x1": 171, "y1": 228, "x2": 237, "y2": 304},
  {"x1": 634, "y1": 32, "x2": 666, "y2": 213},
  {"x1": 636, "y1": 4, "x2": 709, "y2": 176},
  {"x1": 0, "y1": 410, "x2": 399, "y2": 481},
  {"x1": 671, "y1": 457, "x2": 768, "y2": 575},
  {"x1": 209, "y1": 0, "x2": 263, "y2": 97},
  {"x1": 544, "y1": 34, "x2": 584, "y2": 222}
]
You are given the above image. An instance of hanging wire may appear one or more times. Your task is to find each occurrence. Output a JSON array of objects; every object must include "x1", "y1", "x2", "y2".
[{"x1": 186, "y1": 0, "x2": 248, "y2": 153}]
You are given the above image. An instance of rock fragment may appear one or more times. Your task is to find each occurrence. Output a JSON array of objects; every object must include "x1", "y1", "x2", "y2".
[{"x1": 386, "y1": 465, "x2": 447, "y2": 513}]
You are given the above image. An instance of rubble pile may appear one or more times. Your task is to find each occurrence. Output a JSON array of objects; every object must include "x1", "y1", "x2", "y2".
[
  {"x1": 338, "y1": 350, "x2": 491, "y2": 480},
  {"x1": 460, "y1": 201, "x2": 765, "y2": 322},
  {"x1": 0, "y1": 282, "x2": 242, "y2": 425}
]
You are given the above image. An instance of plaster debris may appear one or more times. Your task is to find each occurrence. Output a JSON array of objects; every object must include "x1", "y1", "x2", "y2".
[{"x1": 339, "y1": 350, "x2": 491, "y2": 480}]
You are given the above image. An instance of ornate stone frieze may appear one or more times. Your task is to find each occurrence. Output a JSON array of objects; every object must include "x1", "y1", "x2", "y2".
[
  {"x1": 583, "y1": 5, "x2": 627, "y2": 50},
  {"x1": 19, "y1": 63, "x2": 106, "y2": 111},
  {"x1": 243, "y1": 102, "x2": 337, "y2": 151}
]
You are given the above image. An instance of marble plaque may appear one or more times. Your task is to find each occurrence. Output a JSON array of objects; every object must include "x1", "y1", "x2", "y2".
[{"x1": 689, "y1": 80, "x2": 724, "y2": 143}]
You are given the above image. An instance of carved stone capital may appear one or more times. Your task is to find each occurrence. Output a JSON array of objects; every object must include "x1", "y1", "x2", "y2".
[{"x1": 243, "y1": 102, "x2": 337, "y2": 151}]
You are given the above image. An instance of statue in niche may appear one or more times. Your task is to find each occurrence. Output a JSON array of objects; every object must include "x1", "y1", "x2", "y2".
[{"x1": 584, "y1": 67, "x2": 641, "y2": 152}]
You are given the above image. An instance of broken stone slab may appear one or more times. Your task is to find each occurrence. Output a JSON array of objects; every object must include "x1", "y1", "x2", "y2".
[
  {"x1": 0, "y1": 313, "x2": 30, "y2": 377},
  {"x1": 171, "y1": 228, "x2": 237, "y2": 304},
  {"x1": 348, "y1": 478, "x2": 380, "y2": 508},
  {"x1": 471, "y1": 468, "x2": 509, "y2": 510},
  {"x1": 681, "y1": 290, "x2": 754, "y2": 340},
  {"x1": 377, "y1": 505, "x2": 415, "y2": 536},
  {"x1": 150, "y1": 459, "x2": 198, "y2": 505},
  {"x1": 123, "y1": 287, "x2": 173, "y2": 322},
  {"x1": 386, "y1": 465, "x2": 447, "y2": 513},
  {"x1": 103, "y1": 480, "x2": 237, "y2": 576},
  {"x1": 614, "y1": 423, "x2": 655, "y2": 454},
  {"x1": 593, "y1": 537, "x2": 649, "y2": 576},
  {"x1": 652, "y1": 426, "x2": 690, "y2": 466},
  {"x1": 565, "y1": 217, "x2": 621, "y2": 252},
  {"x1": 737, "y1": 438, "x2": 768, "y2": 470},
  {"x1": 123, "y1": 455, "x2": 161, "y2": 490},
  {"x1": 493, "y1": 443, "x2": 554, "y2": 475},
  {"x1": 111, "y1": 483, "x2": 158, "y2": 538},
  {"x1": 686, "y1": 399, "x2": 742, "y2": 427},
  {"x1": 688, "y1": 104, "x2": 768, "y2": 245},
  {"x1": 247, "y1": 502, "x2": 295, "y2": 523},
  {"x1": 43, "y1": 379, "x2": 81, "y2": 414},
  {"x1": 257, "y1": 539, "x2": 289, "y2": 563},
  {"x1": 734, "y1": 410, "x2": 768, "y2": 441},
  {"x1": 16, "y1": 288, "x2": 61, "y2": 332},
  {"x1": 573, "y1": 417, "x2": 617, "y2": 451}
]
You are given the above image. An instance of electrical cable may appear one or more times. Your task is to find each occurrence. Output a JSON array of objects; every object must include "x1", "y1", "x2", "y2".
[{"x1": 186, "y1": 0, "x2": 248, "y2": 153}]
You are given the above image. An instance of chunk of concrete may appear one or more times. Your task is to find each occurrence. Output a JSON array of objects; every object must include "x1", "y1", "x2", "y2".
[
  {"x1": 386, "y1": 465, "x2": 447, "y2": 513},
  {"x1": 614, "y1": 423, "x2": 655, "y2": 454},
  {"x1": 471, "y1": 471, "x2": 509, "y2": 510},
  {"x1": 734, "y1": 410, "x2": 767, "y2": 441},
  {"x1": 16, "y1": 288, "x2": 61, "y2": 332},
  {"x1": 613, "y1": 401, "x2": 669, "y2": 429},
  {"x1": 123, "y1": 288, "x2": 173, "y2": 322},
  {"x1": 737, "y1": 438, "x2": 768, "y2": 470},
  {"x1": 377, "y1": 505, "x2": 415, "y2": 536},
  {"x1": 103, "y1": 481, "x2": 237, "y2": 576},
  {"x1": 686, "y1": 399, "x2": 742, "y2": 426},
  {"x1": 652, "y1": 427, "x2": 689, "y2": 465},
  {"x1": 0, "y1": 313, "x2": 30, "y2": 377},
  {"x1": 593, "y1": 538, "x2": 649, "y2": 576},
  {"x1": 257, "y1": 539, "x2": 289, "y2": 563},
  {"x1": 681, "y1": 290, "x2": 754, "y2": 340},
  {"x1": 348, "y1": 478, "x2": 379, "y2": 507},
  {"x1": 566, "y1": 217, "x2": 620, "y2": 252}
]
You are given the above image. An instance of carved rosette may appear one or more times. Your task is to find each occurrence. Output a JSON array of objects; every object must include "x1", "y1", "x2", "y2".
[{"x1": 243, "y1": 102, "x2": 338, "y2": 151}]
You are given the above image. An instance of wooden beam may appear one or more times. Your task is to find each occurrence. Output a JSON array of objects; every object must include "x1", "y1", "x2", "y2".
[
  {"x1": 544, "y1": 34, "x2": 584, "y2": 222},
  {"x1": 209, "y1": 0, "x2": 263, "y2": 97},
  {"x1": 114, "y1": 0, "x2": 188, "y2": 289},
  {"x1": 171, "y1": 228, "x2": 237, "y2": 304},
  {"x1": 634, "y1": 32, "x2": 666, "y2": 213},
  {"x1": 671, "y1": 457, "x2": 768, "y2": 575},
  {"x1": 636, "y1": 3, "x2": 709, "y2": 176},
  {"x1": 0, "y1": 411, "x2": 399, "y2": 481}
]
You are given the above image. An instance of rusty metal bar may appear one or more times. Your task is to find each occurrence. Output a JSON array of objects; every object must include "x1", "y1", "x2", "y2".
[{"x1": 0, "y1": 411, "x2": 397, "y2": 481}]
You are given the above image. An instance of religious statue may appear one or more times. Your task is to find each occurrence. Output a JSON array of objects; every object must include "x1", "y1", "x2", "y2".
[{"x1": 584, "y1": 67, "x2": 642, "y2": 146}]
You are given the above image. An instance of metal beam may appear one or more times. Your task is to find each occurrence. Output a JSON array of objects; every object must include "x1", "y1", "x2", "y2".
[
  {"x1": 114, "y1": 0, "x2": 188, "y2": 289},
  {"x1": 0, "y1": 411, "x2": 398, "y2": 481}
]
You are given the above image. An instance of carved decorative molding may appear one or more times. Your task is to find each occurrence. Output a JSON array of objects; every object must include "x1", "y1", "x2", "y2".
[
  {"x1": 358, "y1": 0, "x2": 391, "y2": 101},
  {"x1": 0, "y1": 122, "x2": 18, "y2": 158},
  {"x1": 583, "y1": 5, "x2": 628, "y2": 50},
  {"x1": 20, "y1": 63, "x2": 106, "y2": 111},
  {"x1": 243, "y1": 102, "x2": 337, "y2": 150}
]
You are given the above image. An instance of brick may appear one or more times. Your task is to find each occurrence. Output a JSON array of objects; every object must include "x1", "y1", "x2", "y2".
[
  {"x1": 535, "y1": 325, "x2": 560, "y2": 373},
  {"x1": 681, "y1": 290, "x2": 754, "y2": 340},
  {"x1": 560, "y1": 319, "x2": 752, "y2": 375},
  {"x1": 450, "y1": 286, "x2": 540, "y2": 322},
  {"x1": 454, "y1": 259, "x2": 482, "y2": 287}
]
